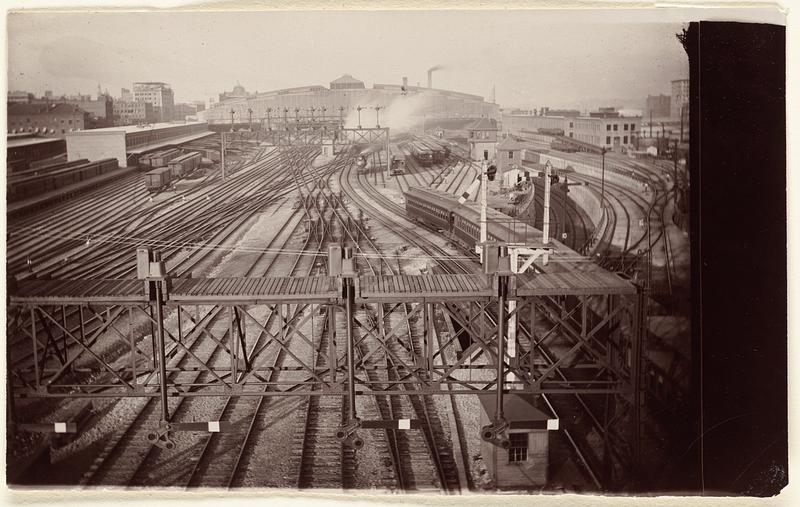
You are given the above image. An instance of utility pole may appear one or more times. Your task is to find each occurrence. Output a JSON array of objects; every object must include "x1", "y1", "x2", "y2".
[
  {"x1": 649, "y1": 109, "x2": 652, "y2": 138},
  {"x1": 229, "y1": 109, "x2": 235, "y2": 131},
  {"x1": 220, "y1": 131, "x2": 226, "y2": 180},
  {"x1": 375, "y1": 106, "x2": 382, "y2": 128}
]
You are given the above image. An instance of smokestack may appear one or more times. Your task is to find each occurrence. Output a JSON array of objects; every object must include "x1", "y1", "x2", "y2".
[{"x1": 427, "y1": 65, "x2": 444, "y2": 89}]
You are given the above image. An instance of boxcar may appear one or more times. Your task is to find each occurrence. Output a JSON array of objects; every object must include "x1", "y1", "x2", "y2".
[
  {"x1": 168, "y1": 151, "x2": 201, "y2": 178},
  {"x1": 145, "y1": 167, "x2": 172, "y2": 193}
]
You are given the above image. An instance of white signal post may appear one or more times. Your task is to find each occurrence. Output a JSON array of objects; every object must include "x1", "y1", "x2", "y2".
[
  {"x1": 542, "y1": 160, "x2": 552, "y2": 264},
  {"x1": 480, "y1": 159, "x2": 488, "y2": 250}
]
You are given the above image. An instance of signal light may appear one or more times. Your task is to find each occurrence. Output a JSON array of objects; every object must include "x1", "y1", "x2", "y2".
[{"x1": 486, "y1": 164, "x2": 497, "y2": 182}]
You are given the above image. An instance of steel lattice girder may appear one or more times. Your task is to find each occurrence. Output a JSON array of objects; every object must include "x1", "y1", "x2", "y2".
[{"x1": 7, "y1": 290, "x2": 641, "y2": 399}]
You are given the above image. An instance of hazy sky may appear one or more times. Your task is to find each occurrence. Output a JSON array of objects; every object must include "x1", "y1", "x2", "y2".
[{"x1": 8, "y1": 10, "x2": 688, "y2": 109}]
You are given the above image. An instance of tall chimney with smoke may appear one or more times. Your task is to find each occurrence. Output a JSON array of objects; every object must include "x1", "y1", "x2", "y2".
[{"x1": 427, "y1": 65, "x2": 443, "y2": 89}]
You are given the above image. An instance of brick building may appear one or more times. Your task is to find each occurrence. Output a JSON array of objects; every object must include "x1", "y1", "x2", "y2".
[{"x1": 8, "y1": 103, "x2": 86, "y2": 137}]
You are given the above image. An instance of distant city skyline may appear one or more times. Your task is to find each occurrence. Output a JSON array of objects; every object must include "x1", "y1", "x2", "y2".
[{"x1": 8, "y1": 10, "x2": 688, "y2": 111}]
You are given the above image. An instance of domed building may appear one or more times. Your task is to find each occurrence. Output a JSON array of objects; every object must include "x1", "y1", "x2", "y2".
[{"x1": 219, "y1": 82, "x2": 249, "y2": 103}]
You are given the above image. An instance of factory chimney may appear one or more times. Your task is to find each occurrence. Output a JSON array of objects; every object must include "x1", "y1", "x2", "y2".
[{"x1": 427, "y1": 65, "x2": 443, "y2": 89}]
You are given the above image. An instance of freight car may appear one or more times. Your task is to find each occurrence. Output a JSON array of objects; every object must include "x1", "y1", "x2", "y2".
[
  {"x1": 167, "y1": 151, "x2": 202, "y2": 178},
  {"x1": 141, "y1": 148, "x2": 181, "y2": 168},
  {"x1": 8, "y1": 158, "x2": 119, "y2": 203},
  {"x1": 145, "y1": 167, "x2": 172, "y2": 193}
]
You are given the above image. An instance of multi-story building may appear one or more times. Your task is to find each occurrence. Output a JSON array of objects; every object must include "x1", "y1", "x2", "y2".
[
  {"x1": 120, "y1": 88, "x2": 133, "y2": 102},
  {"x1": 133, "y1": 82, "x2": 174, "y2": 122},
  {"x1": 646, "y1": 94, "x2": 671, "y2": 117},
  {"x1": 63, "y1": 95, "x2": 114, "y2": 128},
  {"x1": 113, "y1": 100, "x2": 156, "y2": 126},
  {"x1": 571, "y1": 108, "x2": 641, "y2": 150},
  {"x1": 671, "y1": 79, "x2": 689, "y2": 118},
  {"x1": 8, "y1": 90, "x2": 33, "y2": 104},
  {"x1": 8, "y1": 103, "x2": 86, "y2": 137}
]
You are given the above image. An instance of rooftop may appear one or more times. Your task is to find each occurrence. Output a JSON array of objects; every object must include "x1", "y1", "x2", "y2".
[
  {"x1": 330, "y1": 74, "x2": 364, "y2": 85},
  {"x1": 8, "y1": 103, "x2": 85, "y2": 116},
  {"x1": 7, "y1": 136, "x2": 65, "y2": 149},
  {"x1": 66, "y1": 121, "x2": 207, "y2": 135},
  {"x1": 468, "y1": 117, "x2": 498, "y2": 130},
  {"x1": 478, "y1": 393, "x2": 553, "y2": 423}
]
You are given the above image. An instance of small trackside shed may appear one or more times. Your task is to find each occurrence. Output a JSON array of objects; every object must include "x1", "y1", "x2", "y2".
[{"x1": 479, "y1": 393, "x2": 559, "y2": 489}]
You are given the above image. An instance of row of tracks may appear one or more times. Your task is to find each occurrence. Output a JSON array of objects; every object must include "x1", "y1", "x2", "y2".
[{"x1": 341, "y1": 151, "x2": 648, "y2": 490}]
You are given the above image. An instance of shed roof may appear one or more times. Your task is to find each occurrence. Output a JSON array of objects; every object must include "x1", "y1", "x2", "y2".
[
  {"x1": 478, "y1": 393, "x2": 552, "y2": 422},
  {"x1": 468, "y1": 117, "x2": 498, "y2": 131}
]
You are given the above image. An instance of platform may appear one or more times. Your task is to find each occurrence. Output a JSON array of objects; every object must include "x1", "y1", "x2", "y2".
[
  {"x1": 516, "y1": 270, "x2": 634, "y2": 296},
  {"x1": 9, "y1": 271, "x2": 634, "y2": 304},
  {"x1": 9, "y1": 278, "x2": 146, "y2": 304},
  {"x1": 169, "y1": 276, "x2": 339, "y2": 304},
  {"x1": 358, "y1": 274, "x2": 492, "y2": 302}
]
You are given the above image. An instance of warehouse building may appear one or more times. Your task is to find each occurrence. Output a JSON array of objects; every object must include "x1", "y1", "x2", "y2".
[{"x1": 65, "y1": 121, "x2": 211, "y2": 167}]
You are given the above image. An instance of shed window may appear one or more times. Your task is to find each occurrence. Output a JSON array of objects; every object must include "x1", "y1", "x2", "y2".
[{"x1": 508, "y1": 433, "x2": 528, "y2": 462}]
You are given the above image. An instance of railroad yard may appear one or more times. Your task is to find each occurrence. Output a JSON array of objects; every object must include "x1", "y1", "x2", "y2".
[{"x1": 6, "y1": 120, "x2": 692, "y2": 492}]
